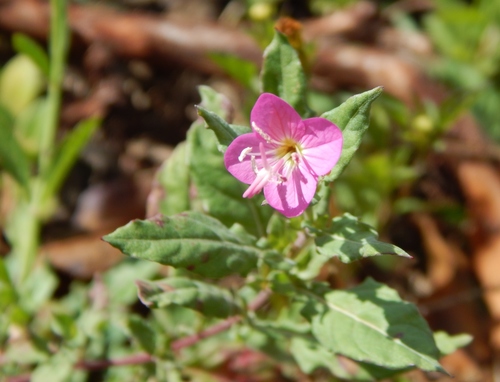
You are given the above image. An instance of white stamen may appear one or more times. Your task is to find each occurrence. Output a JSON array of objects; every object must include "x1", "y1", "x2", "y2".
[
  {"x1": 251, "y1": 156, "x2": 258, "y2": 174},
  {"x1": 238, "y1": 147, "x2": 253, "y2": 162}
]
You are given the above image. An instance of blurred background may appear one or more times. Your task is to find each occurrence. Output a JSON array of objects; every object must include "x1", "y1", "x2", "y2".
[{"x1": 1, "y1": 0, "x2": 500, "y2": 381}]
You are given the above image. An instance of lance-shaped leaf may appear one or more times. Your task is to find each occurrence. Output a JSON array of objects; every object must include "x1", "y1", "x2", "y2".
[
  {"x1": 103, "y1": 212, "x2": 261, "y2": 278},
  {"x1": 311, "y1": 278, "x2": 446, "y2": 373},
  {"x1": 43, "y1": 117, "x2": 100, "y2": 199},
  {"x1": 0, "y1": 105, "x2": 31, "y2": 191},
  {"x1": 312, "y1": 213, "x2": 411, "y2": 263},
  {"x1": 322, "y1": 87, "x2": 383, "y2": 182},
  {"x1": 136, "y1": 277, "x2": 240, "y2": 318},
  {"x1": 261, "y1": 31, "x2": 310, "y2": 117},
  {"x1": 197, "y1": 106, "x2": 250, "y2": 152},
  {"x1": 12, "y1": 33, "x2": 50, "y2": 77}
]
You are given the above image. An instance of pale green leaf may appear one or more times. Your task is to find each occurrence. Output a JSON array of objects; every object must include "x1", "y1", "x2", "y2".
[
  {"x1": 434, "y1": 331, "x2": 473, "y2": 356},
  {"x1": 290, "y1": 337, "x2": 407, "y2": 381},
  {"x1": 0, "y1": 54, "x2": 44, "y2": 115}
]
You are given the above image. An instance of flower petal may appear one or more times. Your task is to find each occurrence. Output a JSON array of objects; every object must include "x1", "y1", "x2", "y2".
[
  {"x1": 224, "y1": 133, "x2": 261, "y2": 184},
  {"x1": 263, "y1": 164, "x2": 317, "y2": 218},
  {"x1": 300, "y1": 117, "x2": 343, "y2": 176},
  {"x1": 250, "y1": 93, "x2": 304, "y2": 142}
]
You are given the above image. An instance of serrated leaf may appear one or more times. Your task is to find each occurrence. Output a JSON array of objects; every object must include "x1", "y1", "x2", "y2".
[
  {"x1": 322, "y1": 87, "x2": 383, "y2": 182},
  {"x1": 12, "y1": 33, "x2": 50, "y2": 77},
  {"x1": 0, "y1": 104, "x2": 31, "y2": 190},
  {"x1": 43, "y1": 117, "x2": 100, "y2": 199},
  {"x1": 128, "y1": 314, "x2": 156, "y2": 354},
  {"x1": 136, "y1": 277, "x2": 240, "y2": 318},
  {"x1": 157, "y1": 141, "x2": 190, "y2": 215},
  {"x1": 103, "y1": 212, "x2": 261, "y2": 278},
  {"x1": 313, "y1": 213, "x2": 411, "y2": 263},
  {"x1": 311, "y1": 278, "x2": 446, "y2": 373},
  {"x1": 434, "y1": 331, "x2": 472, "y2": 356},
  {"x1": 261, "y1": 31, "x2": 310, "y2": 117}
]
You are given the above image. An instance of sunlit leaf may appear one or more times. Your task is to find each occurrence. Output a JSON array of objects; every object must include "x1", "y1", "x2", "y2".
[
  {"x1": 322, "y1": 87, "x2": 383, "y2": 182},
  {"x1": 311, "y1": 278, "x2": 446, "y2": 373},
  {"x1": 261, "y1": 30, "x2": 311, "y2": 117},
  {"x1": 312, "y1": 213, "x2": 411, "y2": 263},
  {"x1": 103, "y1": 212, "x2": 261, "y2": 278}
]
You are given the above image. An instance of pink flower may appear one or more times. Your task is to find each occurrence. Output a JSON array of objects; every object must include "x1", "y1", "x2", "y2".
[{"x1": 224, "y1": 93, "x2": 343, "y2": 218}]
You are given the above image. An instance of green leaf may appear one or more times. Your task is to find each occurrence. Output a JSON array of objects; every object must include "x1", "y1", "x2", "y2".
[
  {"x1": 43, "y1": 117, "x2": 100, "y2": 199},
  {"x1": 322, "y1": 87, "x2": 383, "y2": 182},
  {"x1": 14, "y1": 98, "x2": 48, "y2": 156},
  {"x1": 0, "y1": 104, "x2": 31, "y2": 190},
  {"x1": 12, "y1": 33, "x2": 50, "y2": 77},
  {"x1": 197, "y1": 106, "x2": 250, "y2": 152},
  {"x1": 311, "y1": 278, "x2": 446, "y2": 373},
  {"x1": 292, "y1": 336, "x2": 414, "y2": 381},
  {"x1": 261, "y1": 31, "x2": 310, "y2": 117},
  {"x1": 128, "y1": 314, "x2": 156, "y2": 354},
  {"x1": 291, "y1": 337, "x2": 391, "y2": 381},
  {"x1": 0, "y1": 258, "x2": 16, "y2": 309},
  {"x1": 157, "y1": 141, "x2": 191, "y2": 215},
  {"x1": 434, "y1": 331, "x2": 472, "y2": 356},
  {"x1": 103, "y1": 212, "x2": 261, "y2": 278},
  {"x1": 52, "y1": 312, "x2": 78, "y2": 340},
  {"x1": 136, "y1": 277, "x2": 240, "y2": 318},
  {"x1": 312, "y1": 213, "x2": 411, "y2": 263},
  {"x1": 209, "y1": 53, "x2": 258, "y2": 88}
]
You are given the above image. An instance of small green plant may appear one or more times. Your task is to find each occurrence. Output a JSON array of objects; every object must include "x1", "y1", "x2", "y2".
[{"x1": 103, "y1": 30, "x2": 470, "y2": 381}]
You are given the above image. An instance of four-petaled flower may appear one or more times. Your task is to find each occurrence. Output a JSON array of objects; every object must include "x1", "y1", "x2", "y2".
[{"x1": 224, "y1": 93, "x2": 343, "y2": 218}]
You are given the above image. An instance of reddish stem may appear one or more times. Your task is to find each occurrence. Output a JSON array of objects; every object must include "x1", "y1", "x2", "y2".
[{"x1": 7, "y1": 288, "x2": 271, "y2": 381}]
